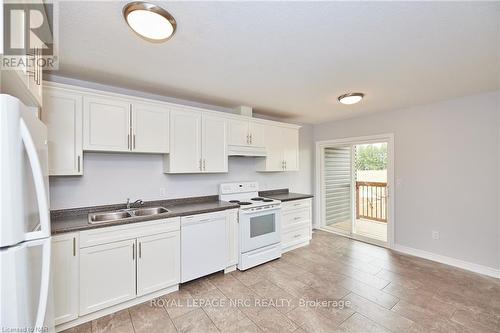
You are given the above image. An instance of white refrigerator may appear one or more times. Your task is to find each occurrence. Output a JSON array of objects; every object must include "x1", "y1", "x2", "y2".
[{"x1": 0, "y1": 94, "x2": 54, "y2": 332}]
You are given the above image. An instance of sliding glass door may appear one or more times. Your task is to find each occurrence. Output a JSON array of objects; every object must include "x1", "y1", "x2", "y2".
[{"x1": 319, "y1": 138, "x2": 391, "y2": 246}]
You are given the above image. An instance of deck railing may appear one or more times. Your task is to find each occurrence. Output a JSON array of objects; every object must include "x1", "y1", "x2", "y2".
[{"x1": 356, "y1": 181, "x2": 387, "y2": 222}]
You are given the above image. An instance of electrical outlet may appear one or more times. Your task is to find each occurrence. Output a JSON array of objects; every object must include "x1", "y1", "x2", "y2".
[
  {"x1": 159, "y1": 187, "x2": 166, "y2": 197},
  {"x1": 432, "y1": 231, "x2": 440, "y2": 240}
]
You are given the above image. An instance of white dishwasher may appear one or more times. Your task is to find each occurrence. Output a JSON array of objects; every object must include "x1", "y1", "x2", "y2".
[{"x1": 181, "y1": 211, "x2": 228, "y2": 283}]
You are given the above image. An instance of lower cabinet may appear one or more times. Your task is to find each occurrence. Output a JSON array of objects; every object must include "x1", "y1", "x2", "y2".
[
  {"x1": 53, "y1": 212, "x2": 236, "y2": 329},
  {"x1": 79, "y1": 239, "x2": 137, "y2": 315},
  {"x1": 226, "y1": 209, "x2": 239, "y2": 268},
  {"x1": 137, "y1": 232, "x2": 180, "y2": 296},
  {"x1": 281, "y1": 199, "x2": 312, "y2": 252},
  {"x1": 52, "y1": 233, "x2": 79, "y2": 325}
]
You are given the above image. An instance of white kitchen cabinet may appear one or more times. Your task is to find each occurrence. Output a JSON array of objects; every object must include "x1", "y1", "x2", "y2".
[
  {"x1": 165, "y1": 108, "x2": 202, "y2": 173},
  {"x1": 52, "y1": 233, "x2": 79, "y2": 325},
  {"x1": 131, "y1": 102, "x2": 169, "y2": 153},
  {"x1": 257, "y1": 125, "x2": 299, "y2": 172},
  {"x1": 249, "y1": 122, "x2": 265, "y2": 147},
  {"x1": 136, "y1": 232, "x2": 180, "y2": 296},
  {"x1": 202, "y1": 115, "x2": 227, "y2": 172},
  {"x1": 165, "y1": 109, "x2": 227, "y2": 173},
  {"x1": 1, "y1": 0, "x2": 46, "y2": 107},
  {"x1": 226, "y1": 209, "x2": 239, "y2": 268},
  {"x1": 282, "y1": 127, "x2": 299, "y2": 171},
  {"x1": 79, "y1": 239, "x2": 136, "y2": 315},
  {"x1": 227, "y1": 119, "x2": 266, "y2": 155},
  {"x1": 228, "y1": 118, "x2": 249, "y2": 146},
  {"x1": 281, "y1": 199, "x2": 312, "y2": 252},
  {"x1": 42, "y1": 88, "x2": 83, "y2": 175},
  {"x1": 83, "y1": 96, "x2": 131, "y2": 152}
]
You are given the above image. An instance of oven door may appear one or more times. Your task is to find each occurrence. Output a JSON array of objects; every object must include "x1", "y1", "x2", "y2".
[{"x1": 239, "y1": 207, "x2": 281, "y2": 253}]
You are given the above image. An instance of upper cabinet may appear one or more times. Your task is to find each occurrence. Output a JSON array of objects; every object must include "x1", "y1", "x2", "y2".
[
  {"x1": 42, "y1": 88, "x2": 83, "y2": 176},
  {"x1": 227, "y1": 119, "x2": 266, "y2": 156},
  {"x1": 164, "y1": 108, "x2": 227, "y2": 173},
  {"x1": 83, "y1": 96, "x2": 169, "y2": 153},
  {"x1": 165, "y1": 108, "x2": 202, "y2": 173},
  {"x1": 83, "y1": 96, "x2": 131, "y2": 152},
  {"x1": 257, "y1": 125, "x2": 300, "y2": 172},
  {"x1": 1, "y1": 1, "x2": 45, "y2": 107},
  {"x1": 131, "y1": 102, "x2": 169, "y2": 153},
  {"x1": 42, "y1": 82, "x2": 300, "y2": 175}
]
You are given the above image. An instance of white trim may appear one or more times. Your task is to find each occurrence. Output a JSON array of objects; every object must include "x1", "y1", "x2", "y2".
[
  {"x1": 314, "y1": 133, "x2": 395, "y2": 248},
  {"x1": 394, "y1": 244, "x2": 500, "y2": 279}
]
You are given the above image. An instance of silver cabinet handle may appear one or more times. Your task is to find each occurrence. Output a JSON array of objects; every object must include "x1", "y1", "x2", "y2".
[
  {"x1": 127, "y1": 134, "x2": 130, "y2": 150},
  {"x1": 77, "y1": 155, "x2": 81, "y2": 172},
  {"x1": 294, "y1": 216, "x2": 301, "y2": 220},
  {"x1": 73, "y1": 237, "x2": 76, "y2": 256},
  {"x1": 133, "y1": 134, "x2": 136, "y2": 149},
  {"x1": 246, "y1": 134, "x2": 250, "y2": 144},
  {"x1": 249, "y1": 133, "x2": 252, "y2": 144},
  {"x1": 294, "y1": 234, "x2": 302, "y2": 238},
  {"x1": 132, "y1": 243, "x2": 135, "y2": 260},
  {"x1": 203, "y1": 159, "x2": 206, "y2": 171},
  {"x1": 284, "y1": 161, "x2": 287, "y2": 170},
  {"x1": 139, "y1": 242, "x2": 142, "y2": 259},
  {"x1": 199, "y1": 158, "x2": 202, "y2": 171}
]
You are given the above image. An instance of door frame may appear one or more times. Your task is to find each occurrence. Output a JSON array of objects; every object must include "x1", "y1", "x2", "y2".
[{"x1": 314, "y1": 133, "x2": 395, "y2": 248}]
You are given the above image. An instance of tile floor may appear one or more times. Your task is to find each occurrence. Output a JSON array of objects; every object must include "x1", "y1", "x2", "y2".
[
  {"x1": 327, "y1": 219, "x2": 387, "y2": 242},
  {"x1": 63, "y1": 230, "x2": 500, "y2": 333}
]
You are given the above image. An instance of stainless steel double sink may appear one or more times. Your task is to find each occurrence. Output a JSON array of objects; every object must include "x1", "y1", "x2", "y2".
[{"x1": 88, "y1": 207, "x2": 170, "y2": 224}]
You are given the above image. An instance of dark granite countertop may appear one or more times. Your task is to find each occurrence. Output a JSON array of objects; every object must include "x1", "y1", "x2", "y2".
[
  {"x1": 51, "y1": 195, "x2": 239, "y2": 235},
  {"x1": 259, "y1": 189, "x2": 313, "y2": 202}
]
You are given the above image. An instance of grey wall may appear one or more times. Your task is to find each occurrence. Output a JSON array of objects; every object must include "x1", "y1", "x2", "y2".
[{"x1": 314, "y1": 91, "x2": 500, "y2": 269}]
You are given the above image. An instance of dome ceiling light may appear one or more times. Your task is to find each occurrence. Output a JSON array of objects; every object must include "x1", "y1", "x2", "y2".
[
  {"x1": 123, "y1": 2, "x2": 177, "y2": 42},
  {"x1": 338, "y1": 92, "x2": 364, "y2": 105}
]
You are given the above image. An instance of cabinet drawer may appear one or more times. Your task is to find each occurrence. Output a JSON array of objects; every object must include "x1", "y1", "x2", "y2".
[
  {"x1": 281, "y1": 198, "x2": 312, "y2": 212},
  {"x1": 80, "y1": 217, "x2": 180, "y2": 248},
  {"x1": 282, "y1": 225, "x2": 311, "y2": 248},
  {"x1": 283, "y1": 208, "x2": 310, "y2": 228}
]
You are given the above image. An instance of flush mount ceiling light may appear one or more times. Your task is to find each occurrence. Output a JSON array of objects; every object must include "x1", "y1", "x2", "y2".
[
  {"x1": 123, "y1": 2, "x2": 176, "y2": 42},
  {"x1": 338, "y1": 92, "x2": 364, "y2": 105}
]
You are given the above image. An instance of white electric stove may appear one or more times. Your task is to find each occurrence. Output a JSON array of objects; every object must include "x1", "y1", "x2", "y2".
[{"x1": 219, "y1": 182, "x2": 282, "y2": 270}]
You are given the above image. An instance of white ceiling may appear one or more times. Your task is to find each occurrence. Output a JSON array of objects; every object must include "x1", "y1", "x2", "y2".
[{"x1": 53, "y1": 1, "x2": 500, "y2": 124}]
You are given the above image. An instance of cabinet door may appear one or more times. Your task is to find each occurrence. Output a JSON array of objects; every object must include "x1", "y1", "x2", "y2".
[
  {"x1": 167, "y1": 109, "x2": 202, "y2": 173},
  {"x1": 227, "y1": 119, "x2": 249, "y2": 146},
  {"x1": 83, "y1": 96, "x2": 131, "y2": 152},
  {"x1": 79, "y1": 239, "x2": 136, "y2": 315},
  {"x1": 131, "y1": 102, "x2": 169, "y2": 153},
  {"x1": 52, "y1": 233, "x2": 79, "y2": 325},
  {"x1": 282, "y1": 127, "x2": 299, "y2": 171},
  {"x1": 202, "y1": 115, "x2": 227, "y2": 173},
  {"x1": 260, "y1": 124, "x2": 284, "y2": 171},
  {"x1": 226, "y1": 209, "x2": 239, "y2": 267},
  {"x1": 249, "y1": 121, "x2": 265, "y2": 147},
  {"x1": 137, "y1": 232, "x2": 180, "y2": 296},
  {"x1": 42, "y1": 89, "x2": 83, "y2": 175}
]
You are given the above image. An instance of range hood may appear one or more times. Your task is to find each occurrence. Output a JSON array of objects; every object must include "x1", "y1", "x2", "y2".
[
  {"x1": 228, "y1": 106, "x2": 267, "y2": 157},
  {"x1": 228, "y1": 145, "x2": 266, "y2": 157}
]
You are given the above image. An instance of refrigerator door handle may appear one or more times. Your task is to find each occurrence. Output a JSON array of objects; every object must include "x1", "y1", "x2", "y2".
[
  {"x1": 20, "y1": 119, "x2": 50, "y2": 240},
  {"x1": 35, "y1": 240, "x2": 51, "y2": 330}
]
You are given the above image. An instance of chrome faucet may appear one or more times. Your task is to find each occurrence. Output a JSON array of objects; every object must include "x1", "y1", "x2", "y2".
[{"x1": 126, "y1": 198, "x2": 144, "y2": 210}]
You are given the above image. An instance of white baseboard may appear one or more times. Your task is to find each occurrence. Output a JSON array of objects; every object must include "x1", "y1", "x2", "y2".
[{"x1": 394, "y1": 244, "x2": 500, "y2": 279}]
